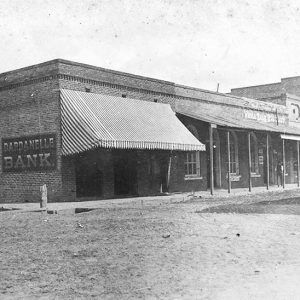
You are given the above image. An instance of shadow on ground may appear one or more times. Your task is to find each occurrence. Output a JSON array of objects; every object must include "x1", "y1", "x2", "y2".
[
  {"x1": 198, "y1": 198, "x2": 300, "y2": 215},
  {"x1": 0, "y1": 207, "x2": 20, "y2": 212}
]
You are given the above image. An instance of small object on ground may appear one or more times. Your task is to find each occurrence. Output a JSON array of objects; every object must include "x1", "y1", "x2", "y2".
[
  {"x1": 40, "y1": 184, "x2": 48, "y2": 210},
  {"x1": 254, "y1": 270, "x2": 260, "y2": 274},
  {"x1": 223, "y1": 236, "x2": 228, "y2": 239},
  {"x1": 77, "y1": 222, "x2": 84, "y2": 228},
  {"x1": 236, "y1": 233, "x2": 240, "y2": 237},
  {"x1": 162, "y1": 234, "x2": 170, "y2": 238}
]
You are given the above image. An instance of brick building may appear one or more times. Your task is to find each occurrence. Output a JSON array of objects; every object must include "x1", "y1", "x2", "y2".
[
  {"x1": 1, "y1": 59, "x2": 300, "y2": 203},
  {"x1": 231, "y1": 76, "x2": 300, "y2": 129},
  {"x1": 0, "y1": 59, "x2": 206, "y2": 203}
]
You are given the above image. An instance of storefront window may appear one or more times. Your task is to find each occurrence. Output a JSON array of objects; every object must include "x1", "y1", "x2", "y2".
[
  {"x1": 185, "y1": 124, "x2": 201, "y2": 178},
  {"x1": 185, "y1": 152, "x2": 200, "y2": 177}
]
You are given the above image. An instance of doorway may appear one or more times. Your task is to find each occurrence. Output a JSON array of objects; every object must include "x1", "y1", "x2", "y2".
[
  {"x1": 264, "y1": 135, "x2": 275, "y2": 185},
  {"x1": 113, "y1": 151, "x2": 138, "y2": 196},
  {"x1": 75, "y1": 160, "x2": 103, "y2": 197}
]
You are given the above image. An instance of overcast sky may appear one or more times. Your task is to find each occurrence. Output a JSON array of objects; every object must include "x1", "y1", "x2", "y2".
[{"x1": 1, "y1": 0, "x2": 300, "y2": 92}]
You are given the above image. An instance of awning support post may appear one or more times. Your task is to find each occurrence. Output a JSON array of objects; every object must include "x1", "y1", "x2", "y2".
[
  {"x1": 166, "y1": 152, "x2": 172, "y2": 192},
  {"x1": 248, "y1": 132, "x2": 252, "y2": 192},
  {"x1": 266, "y1": 134, "x2": 270, "y2": 190},
  {"x1": 209, "y1": 124, "x2": 214, "y2": 195},
  {"x1": 297, "y1": 141, "x2": 300, "y2": 188},
  {"x1": 282, "y1": 139, "x2": 286, "y2": 189},
  {"x1": 227, "y1": 131, "x2": 231, "y2": 193}
]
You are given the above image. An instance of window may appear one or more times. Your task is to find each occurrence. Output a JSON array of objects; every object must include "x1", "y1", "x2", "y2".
[
  {"x1": 290, "y1": 104, "x2": 300, "y2": 120},
  {"x1": 226, "y1": 131, "x2": 239, "y2": 174},
  {"x1": 185, "y1": 124, "x2": 201, "y2": 178},
  {"x1": 185, "y1": 152, "x2": 201, "y2": 177},
  {"x1": 250, "y1": 133, "x2": 259, "y2": 173}
]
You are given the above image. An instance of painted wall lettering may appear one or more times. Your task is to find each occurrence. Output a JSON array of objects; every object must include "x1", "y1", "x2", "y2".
[
  {"x1": 243, "y1": 109, "x2": 286, "y2": 124},
  {"x1": 2, "y1": 134, "x2": 56, "y2": 172}
]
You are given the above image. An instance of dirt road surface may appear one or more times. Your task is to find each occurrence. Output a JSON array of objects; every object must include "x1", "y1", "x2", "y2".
[{"x1": 1, "y1": 191, "x2": 300, "y2": 299}]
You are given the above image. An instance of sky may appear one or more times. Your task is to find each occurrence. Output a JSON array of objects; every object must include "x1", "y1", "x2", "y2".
[{"x1": 1, "y1": 0, "x2": 300, "y2": 92}]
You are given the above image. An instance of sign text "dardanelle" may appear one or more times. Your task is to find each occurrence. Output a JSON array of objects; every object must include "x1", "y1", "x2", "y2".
[{"x1": 2, "y1": 134, "x2": 56, "y2": 172}]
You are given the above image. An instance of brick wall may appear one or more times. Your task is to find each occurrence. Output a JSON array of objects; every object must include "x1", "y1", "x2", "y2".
[
  {"x1": 0, "y1": 79, "x2": 62, "y2": 203},
  {"x1": 231, "y1": 82, "x2": 282, "y2": 100}
]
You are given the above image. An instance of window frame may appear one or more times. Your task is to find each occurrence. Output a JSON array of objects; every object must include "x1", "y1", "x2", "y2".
[
  {"x1": 184, "y1": 124, "x2": 202, "y2": 180},
  {"x1": 184, "y1": 151, "x2": 201, "y2": 179},
  {"x1": 291, "y1": 103, "x2": 300, "y2": 120}
]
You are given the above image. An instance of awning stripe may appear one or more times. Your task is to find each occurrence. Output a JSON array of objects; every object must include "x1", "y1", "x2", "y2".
[
  {"x1": 61, "y1": 91, "x2": 111, "y2": 141},
  {"x1": 61, "y1": 99, "x2": 97, "y2": 149},
  {"x1": 60, "y1": 89, "x2": 205, "y2": 155}
]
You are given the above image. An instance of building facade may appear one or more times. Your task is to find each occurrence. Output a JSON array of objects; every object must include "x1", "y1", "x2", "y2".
[
  {"x1": 231, "y1": 76, "x2": 300, "y2": 129},
  {"x1": 1, "y1": 59, "x2": 300, "y2": 203}
]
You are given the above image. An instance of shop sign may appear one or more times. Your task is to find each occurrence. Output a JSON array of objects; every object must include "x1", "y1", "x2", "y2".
[
  {"x1": 2, "y1": 134, "x2": 56, "y2": 172},
  {"x1": 243, "y1": 109, "x2": 285, "y2": 124},
  {"x1": 226, "y1": 174, "x2": 241, "y2": 181}
]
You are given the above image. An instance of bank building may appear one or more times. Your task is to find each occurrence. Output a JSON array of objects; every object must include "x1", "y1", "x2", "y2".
[{"x1": 1, "y1": 59, "x2": 300, "y2": 202}]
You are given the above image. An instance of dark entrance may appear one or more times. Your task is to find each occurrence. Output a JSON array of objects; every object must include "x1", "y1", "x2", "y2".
[
  {"x1": 113, "y1": 151, "x2": 138, "y2": 196},
  {"x1": 75, "y1": 160, "x2": 103, "y2": 197}
]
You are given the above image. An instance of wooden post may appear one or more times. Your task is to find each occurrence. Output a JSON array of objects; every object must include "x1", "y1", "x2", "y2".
[
  {"x1": 297, "y1": 141, "x2": 300, "y2": 188},
  {"x1": 209, "y1": 124, "x2": 214, "y2": 195},
  {"x1": 227, "y1": 131, "x2": 231, "y2": 193},
  {"x1": 282, "y1": 139, "x2": 285, "y2": 189},
  {"x1": 266, "y1": 134, "x2": 270, "y2": 190},
  {"x1": 166, "y1": 152, "x2": 172, "y2": 192},
  {"x1": 40, "y1": 184, "x2": 47, "y2": 210},
  {"x1": 248, "y1": 132, "x2": 252, "y2": 192}
]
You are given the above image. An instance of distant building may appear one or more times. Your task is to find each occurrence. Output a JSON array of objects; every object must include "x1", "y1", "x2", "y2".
[
  {"x1": 231, "y1": 76, "x2": 300, "y2": 129},
  {"x1": 0, "y1": 59, "x2": 300, "y2": 203}
]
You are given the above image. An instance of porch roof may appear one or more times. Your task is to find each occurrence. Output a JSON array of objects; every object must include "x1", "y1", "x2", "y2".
[
  {"x1": 176, "y1": 106, "x2": 300, "y2": 136},
  {"x1": 60, "y1": 89, "x2": 205, "y2": 155}
]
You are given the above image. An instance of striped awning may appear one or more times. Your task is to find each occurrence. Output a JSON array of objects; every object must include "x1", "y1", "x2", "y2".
[{"x1": 60, "y1": 89, "x2": 205, "y2": 155}]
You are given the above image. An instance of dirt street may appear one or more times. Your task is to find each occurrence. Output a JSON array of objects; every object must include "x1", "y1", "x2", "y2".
[{"x1": 1, "y1": 191, "x2": 300, "y2": 299}]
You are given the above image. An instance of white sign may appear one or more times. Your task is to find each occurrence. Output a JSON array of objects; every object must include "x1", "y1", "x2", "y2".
[{"x1": 243, "y1": 109, "x2": 285, "y2": 124}]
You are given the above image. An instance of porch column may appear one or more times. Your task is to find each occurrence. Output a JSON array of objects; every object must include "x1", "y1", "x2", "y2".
[
  {"x1": 209, "y1": 124, "x2": 214, "y2": 195},
  {"x1": 297, "y1": 141, "x2": 300, "y2": 188},
  {"x1": 166, "y1": 151, "x2": 172, "y2": 192},
  {"x1": 282, "y1": 139, "x2": 286, "y2": 189},
  {"x1": 248, "y1": 132, "x2": 252, "y2": 192},
  {"x1": 227, "y1": 131, "x2": 231, "y2": 193},
  {"x1": 266, "y1": 134, "x2": 270, "y2": 190}
]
